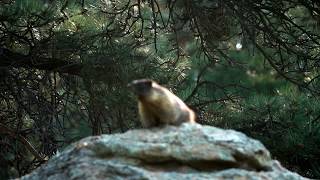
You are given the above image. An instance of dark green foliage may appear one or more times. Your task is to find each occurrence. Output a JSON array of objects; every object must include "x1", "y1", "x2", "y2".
[{"x1": 216, "y1": 91, "x2": 320, "y2": 177}]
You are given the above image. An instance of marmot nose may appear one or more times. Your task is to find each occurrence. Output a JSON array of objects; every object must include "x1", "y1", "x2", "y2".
[
  {"x1": 128, "y1": 80, "x2": 139, "y2": 88},
  {"x1": 127, "y1": 82, "x2": 133, "y2": 88}
]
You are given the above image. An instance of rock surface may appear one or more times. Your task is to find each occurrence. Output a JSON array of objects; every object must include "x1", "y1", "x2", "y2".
[{"x1": 20, "y1": 124, "x2": 308, "y2": 180}]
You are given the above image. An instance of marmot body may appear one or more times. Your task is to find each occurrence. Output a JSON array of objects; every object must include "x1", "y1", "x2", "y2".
[{"x1": 128, "y1": 79, "x2": 196, "y2": 127}]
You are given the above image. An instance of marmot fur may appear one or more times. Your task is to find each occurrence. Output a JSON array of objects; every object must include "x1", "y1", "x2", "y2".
[{"x1": 128, "y1": 79, "x2": 196, "y2": 127}]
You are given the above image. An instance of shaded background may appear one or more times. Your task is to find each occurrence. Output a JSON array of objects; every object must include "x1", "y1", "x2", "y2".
[{"x1": 0, "y1": 0, "x2": 319, "y2": 179}]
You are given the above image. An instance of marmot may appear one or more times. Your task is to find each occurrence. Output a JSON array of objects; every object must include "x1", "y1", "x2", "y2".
[{"x1": 128, "y1": 79, "x2": 196, "y2": 127}]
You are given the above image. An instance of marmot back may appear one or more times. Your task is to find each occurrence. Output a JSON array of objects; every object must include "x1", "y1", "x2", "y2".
[{"x1": 128, "y1": 79, "x2": 196, "y2": 128}]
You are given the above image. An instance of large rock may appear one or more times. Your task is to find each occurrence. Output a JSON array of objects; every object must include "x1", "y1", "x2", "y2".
[{"x1": 20, "y1": 124, "x2": 308, "y2": 180}]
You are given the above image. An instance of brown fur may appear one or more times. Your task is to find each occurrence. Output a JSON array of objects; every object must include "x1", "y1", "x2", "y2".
[{"x1": 128, "y1": 79, "x2": 196, "y2": 128}]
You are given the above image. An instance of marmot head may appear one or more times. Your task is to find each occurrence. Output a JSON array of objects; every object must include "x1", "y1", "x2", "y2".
[{"x1": 128, "y1": 79, "x2": 153, "y2": 96}]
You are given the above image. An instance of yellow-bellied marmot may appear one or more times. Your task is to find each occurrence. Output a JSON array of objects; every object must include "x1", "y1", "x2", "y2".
[{"x1": 128, "y1": 79, "x2": 196, "y2": 127}]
